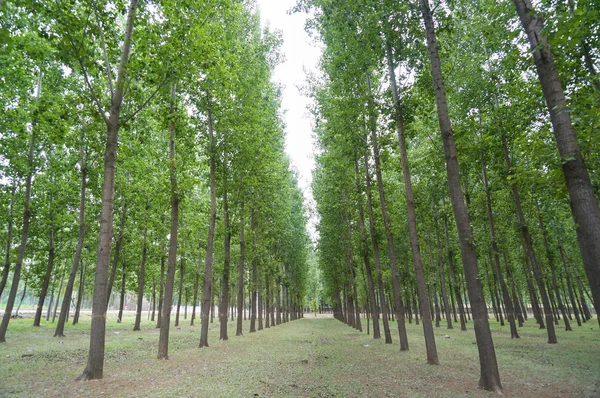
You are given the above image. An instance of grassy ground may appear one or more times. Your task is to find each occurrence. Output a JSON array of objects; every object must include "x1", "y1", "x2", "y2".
[{"x1": 0, "y1": 312, "x2": 598, "y2": 397}]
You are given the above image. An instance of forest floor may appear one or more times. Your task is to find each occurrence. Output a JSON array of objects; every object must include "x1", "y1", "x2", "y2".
[{"x1": 0, "y1": 312, "x2": 599, "y2": 397}]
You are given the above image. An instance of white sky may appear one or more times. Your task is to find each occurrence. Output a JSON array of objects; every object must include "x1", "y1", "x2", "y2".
[{"x1": 256, "y1": 0, "x2": 320, "y2": 239}]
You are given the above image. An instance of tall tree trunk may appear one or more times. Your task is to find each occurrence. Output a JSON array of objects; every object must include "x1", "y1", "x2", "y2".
[
  {"x1": 386, "y1": 41, "x2": 436, "y2": 361},
  {"x1": 275, "y1": 277, "x2": 281, "y2": 325},
  {"x1": 363, "y1": 152, "x2": 393, "y2": 344},
  {"x1": 236, "y1": 206, "x2": 245, "y2": 336},
  {"x1": 14, "y1": 273, "x2": 28, "y2": 317},
  {"x1": 536, "y1": 201, "x2": 571, "y2": 331},
  {"x1": 73, "y1": 258, "x2": 86, "y2": 325},
  {"x1": 441, "y1": 198, "x2": 467, "y2": 331},
  {"x1": 34, "y1": 193, "x2": 55, "y2": 326},
  {"x1": 0, "y1": 184, "x2": 16, "y2": 302},
  {"x1": 502, "y1": 137, "x2": 556, "y2": 343},
  {"x1": 250, "y1": 209, "x2": 258, "y2": 333},
  {"x1": 156, "y1": 255, "x2": 165, "y2": 328},
  {"x1": 175, "y1": 255, "x2": 184, "y2": 327},
  {"x1": 151, "y1": 276, "x2": 156, "y2": 322},
  {"x1": 52, "y1": 270, "x2": 65, "y2": 323},
  {"x1": 199, "y1": 94, "x2": 217, "y2": 348},
  {"x1": 117, "y1": 259, "x2": 126, "y2": 323},
  {"x1": 190, "y1": 268, "x2": 199, "y2": 326},
  {"x1": 79, "y1": 0, "x2": 138, "y2": 380},
  {"x1": 46, "y1": 267, "x2": 57, "y2": 321},
  {"x1": 419, "y1": 0, "x2": 501, "y2": 391},
  {"x1": 354, "y1": 154, "x2": 380, "y2": 339},
  {"x1": 55, "y1": 155, "x2": 87, "y2": 337},
  {"x1": 481, "y1": 151, "x2": 519, "y2": 338},
  {"x1": 513, "y1": 0, "x2": 600, "y2": 318},
  {"x1": 433, "y1": 204, "x2": 452, "y2": 329},
  {"x1": 219, "y1": 170, "x2": 231, "y2": 340},
  {"x1": 107, "y1": 204, "x2": 127, "y2": 306},
  {"x1": 257, "y1": 254, "x2": 263, "y2": 331},
  {"x1": 133, "y1": 219, "x2": 148, "y2": 331},
  {"x1": 367, "y1": 74, "x2": 409, "y2": 351},
  {"x1": 158, "y1": 83, "x2": 179, "y2": 359},
  {"x1": 344, "y1": 217, "x2": 362, "y2": 332},
  {"x1": 0, "y1": 70, "x2": 41, "y2": 343}
]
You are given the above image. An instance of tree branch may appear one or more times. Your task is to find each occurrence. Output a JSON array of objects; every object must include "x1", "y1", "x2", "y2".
[
  {"x1": 78, "y1": 58, "x2": 108, "y2": 124},
  {"x1": 119, "y1": 76, "x2": 168, "y2": 127},
  {"x1": 93, "y1": 0, "x2": 114, "y2": 99}
]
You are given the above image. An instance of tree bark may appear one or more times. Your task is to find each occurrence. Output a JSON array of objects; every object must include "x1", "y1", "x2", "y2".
[
  {"x1": 513, "y1": 0, "x2": 600, "y2": 319},
  {"x1": 78, "y1": 0, "x2": 138, "y2": 380},
  {"x1": 236, "y1": 206, "x2": 245, "y2": 336},
  {"x1": 175, "y1": 255, "x2": 184, "y2": 327},
  {"x1": 0, "y1": 70, "x2": 41, "y2": 343},
  {"x1": 386, "y1": 41, "x2": 436, "y2": 361},
  {"x1": 107, "y1": 204, "x2": 127, "y2": 306},
  {"x1": 502, "y1": 137, "x2": 556, "y2": 343},
  {"x1": 419, "y1": 0, "x2": 501, "y2": 391},
  {"x1": 158, "y1": 83, "x2": 178, "y2": 359},
  {"x1": 117, "y1": 259, "x2": 126, "y2": 323},
  {"x1": 219, "y1": 168, "x2": 231, "y2": 340},
  {"x1": 34, "y1": 193, "x2": 55, "y2": 327},
  {"x1": 73, "y1": 258, "x2": 86, "y2": 325},
  {"x1": 481, "y1": 152, "x2": 519, "y2": 338},
  {"x1": 250, "y1": 208, "x2": 257, "y2": 333},
  {"x1": 133, "y1": 219, "x2": 148, "y2": 331},
  {"x1": 353, "y1": 154, "x2": 380, "y2": 339},
  {"x1": 199, "y1": 94, "x2": 217, "y2": 348},
  {"x1": 0, "y1": 185, "x2": 16, "y2": 303},
  {"x1": 55, "y1": 155, "x2": 87, "y2": 337},
  {"x1": 190, "y1": 268, "x2": 199, "y2": 326},
  {"x1": 363, "y1": 152, "x2": 393, "y2": 344}
]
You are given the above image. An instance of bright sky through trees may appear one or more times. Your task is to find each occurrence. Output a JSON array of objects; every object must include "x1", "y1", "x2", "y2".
[{"x1": 256, "y1": 0, "x2": 320, "y2": 238}]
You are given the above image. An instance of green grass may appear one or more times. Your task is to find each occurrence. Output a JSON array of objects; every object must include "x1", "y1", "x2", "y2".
[{"x1": 0, "y1": 312, "x2": 599, "y2": 397}]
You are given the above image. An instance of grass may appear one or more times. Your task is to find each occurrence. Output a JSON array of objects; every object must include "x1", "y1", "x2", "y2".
[{"x1": 0, "y1": 312, "x2": 599, "y2": 397}]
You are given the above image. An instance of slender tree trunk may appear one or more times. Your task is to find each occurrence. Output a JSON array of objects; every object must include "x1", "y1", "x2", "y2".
[
  {"x1": 156, "y1": 255, "x2": 165, "y2": 328},
  {"x1": 199, "y1": 95, "x2": 217, "y2": 348},
  {"x1": 275, "y1": 278, "x2": 281, "y2": 325},
  {"x1": 78, "y1": 0, "x2": 138, "y2": 380},
  {"x1": 107, "y1": 205, "x2": 127, "y2": 306},
  {"x1": 441, "y1": 198, "x2": 467, "y2": 331},
  {"x1": 419, "y1": 0, "x2": 501, "y2": 390},
  {"x1": 175, "y1": 256, "x2": 184, "y2": 327},
  {"x1": 513, "y1": 0, "x2": 600, "y2": 319},
  {"x1": 158, "y1": 84, "x2": 179, "y2": 359},
  {"x1": 0, "y1": 70, "x2": 41, "y2": 343},
  {"x1": 354, "y1": 154, "x2": 380, "y2": 339},
  {"x1": 386, "y1": 42, "x2": 436, "y2": 361},
  {"x1": 433, "y1": 204, "x2": 452, "y2": 329},
  {"x1": 46, "y1": 271, "x2": 57, "y2": 321},
  {"x1": 367, "y1": 74, "x2": 409, "y2": 351},
  {"x1": 236, "y1": 206, "x2": 245, "y2": 336},
  {"x1": 34, "y1": 195, "x2": 55, "y2": 326},
  {"x1": 73, "y1": 258, "x2": 86, "y2": 325},
  {"x1": 250, "y1": 209, "x2": 257, "y2": 333},
  {"x1": 363, "y1": 152, "x2": 393, "y2": 344},
  {"x1": 151, "y1": 276, "x2": 156, "y2": 322},
  {"x1": 502, "y1": 137, "x2": 556, "y2": 343},
  {"x1": 117, "y1": 260, "x2": 126, "y2": 323},
  {"x1": 190, "y1": 269, "x2": 199, "y2": 326},
  {"x1": 220, "y1": 170, "x2": 231, "y2": 340},
  {"x1": 258, "y1": 259, "x2": 263, "y2": 331},
  {"x1": 0, "y1": 184, "x2": 16, "y2": 302},
  {"x1": 52, "y1": 270, "x2": 65, "y2": 323},
  {"x1": 481, "y1": 152, "x2": 519, "y2": 338},
  {"x1": 133, "y1": 220, "x2": 148, "y2": 331},
  {"x1": 14, "y1": 273, "x2": 28, "y2": 317},
  {"x1": 55, "y1": 156, "x2": 87, "y2": 337},
  {"x1": 536, "y1": 201, "x2": 571, "y2": 330}
]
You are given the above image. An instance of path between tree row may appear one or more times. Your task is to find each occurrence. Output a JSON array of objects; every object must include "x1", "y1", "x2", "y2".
[{"x1": 0, "y1": 315, "x2": 598, "y2": 397}]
